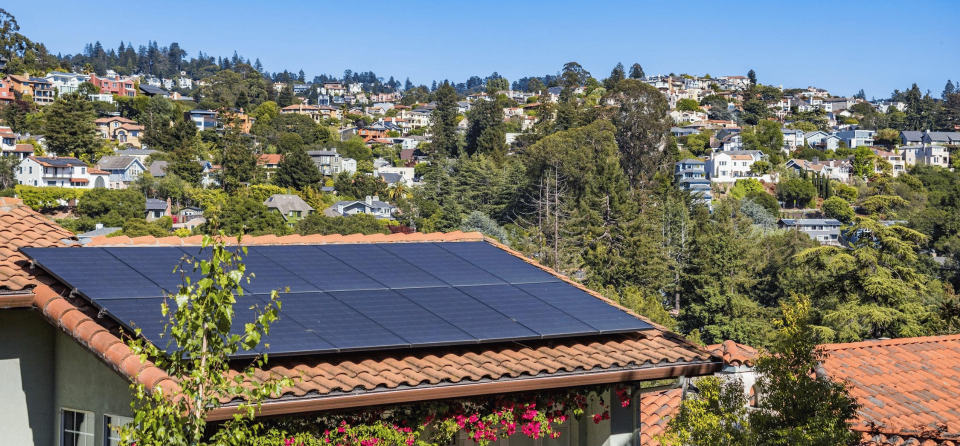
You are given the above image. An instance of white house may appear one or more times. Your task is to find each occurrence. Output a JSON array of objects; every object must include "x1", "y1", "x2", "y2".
[
  {"x1": 374, "y1": 166, "x2": 415, "y2": 186},
  {"x1": 16, "y1": 156, "x2": 109, "y2": 188},
  {"x1": 706, "y1": 150, "x2": 764, "y2": 182},
  {"x1": 901, "y1": 145, "x2": 950, "y2": 168},
  {"x1": 781, "y1": 128, "x2": 805, "y2": 152},
  {"x1": 328, "y1": 196, "x2": 397, "y2": 219},
  {"x1": 44, "y1": 72, "x2": 90, "y2": 95},
  {"x1": 836, "y1": 129, "x2": 875, "y2": 148}
]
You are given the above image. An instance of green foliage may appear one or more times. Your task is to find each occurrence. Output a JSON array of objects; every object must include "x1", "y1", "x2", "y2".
[
  {"x1": 852, "y1": 146, "x2": 876, "y2": 178},
  {"x1": 821, "y1": 196, "x2": 854, "y2": 223},
  {"x1": 44, "y1": 93, "x2": 103, "y2": 161},
  {"x1": 119, "y1": 237, "x2": 289, "y2": 445},
  {"x1": 76, "y1": 188, "x2": 145, "y2": 227},
  {"x1": 741, "y1": 121, "x2": 784, "y2": 164},
  {"x1": 431, "y1": 83, "x2": 461, "y2": 157},
  {"x1": 615, "y1": 287, "x2": 677, "y2": 331},
  {"x1": 608, "y1": 79, "x2": 672, "y2": 188},
  {"x1": 201, "y1": 195, "x2": 290, "y2": 236},
  {"x1": 333, "y1": 171, "x2": 389, "y2": 200},
  {"x1": 0, "y1": 155, "x2": 21, "y2": 189},
  {"x1": 666, "y1": 298, "x2": 860, "y2": 446},
  {"x1": 676, "y1": 98, "x2": 701, "y2": 112},
  {"x1": 776, "y1": 178, "x2": 816, "y2": 208},
  {"x1": 795, "y1": 217, "x2": 935, "y2": 341},
  {"x1": 465, "y1": 99, "x2": 508, "y2": 162},
  {"x1": 729, "y1": 178, "x2": 764, "y2": 200},
  {"x1": 296, "y1": 213, "x2": 389, "y2": 236},
  {"x1": 460, "y1": 211, "x2": 508, "y2": 242},
  {"x1": 121, "y1": 218, "x2": 171, "y2": 237},
  {"x1": 273, "y1": 147, "x2": 322, "y2": 190}
]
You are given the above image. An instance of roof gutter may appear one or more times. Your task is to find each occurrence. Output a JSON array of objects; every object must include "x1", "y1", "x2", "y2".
[
  {"x1": 207, "y1": 361, "x2": 721, "y2": 421},
  {"x1": 0, "y1": 292, "x2": 36, "y2": 309}
]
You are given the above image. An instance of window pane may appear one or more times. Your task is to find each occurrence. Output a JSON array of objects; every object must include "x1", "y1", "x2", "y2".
[{"x1": 63, "y1": 432, "x2": 76, "y2": 446}]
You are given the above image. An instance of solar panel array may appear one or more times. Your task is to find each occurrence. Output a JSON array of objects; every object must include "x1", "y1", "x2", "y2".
[{"x1": 23, "y1": 242, "x2": 651, "y2": 357}]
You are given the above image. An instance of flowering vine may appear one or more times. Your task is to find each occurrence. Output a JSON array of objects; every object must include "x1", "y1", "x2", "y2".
[{"x1": 250, "y1": 384, "x2": 634, "y2": 446}]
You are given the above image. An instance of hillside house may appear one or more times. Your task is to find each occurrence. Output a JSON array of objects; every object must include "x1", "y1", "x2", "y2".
[
  {"x1": 778, "y1": 218, "x2": 842, "y2": 244},
  {"x1": 706, "y1": 150, "x2": 764, "y2": 182},
  {"x1": 264, "y1": 194, "x2": 314, "y2": 227},
  {"x1": 16, "y1": 156, "x2": 108, "y2": 189},
  {"x1": 95, "y1": 156, "x2": 146, "y2": 189}
]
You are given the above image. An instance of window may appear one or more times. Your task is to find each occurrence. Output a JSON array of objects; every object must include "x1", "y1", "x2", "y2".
[
  {"x1": 61, "y1": 409, "x2": 95, "y2": 446},
  {"x1": 103, "y1": 415, "x2": 132, "y2": 446}
]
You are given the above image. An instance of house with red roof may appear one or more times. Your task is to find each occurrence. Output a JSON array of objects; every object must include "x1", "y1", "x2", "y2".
[{"x1": 0, "y1": 199, "x2": 721, "y2": 446}]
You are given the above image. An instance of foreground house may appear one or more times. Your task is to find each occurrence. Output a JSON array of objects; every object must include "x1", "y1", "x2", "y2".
[{"x1": 0, "y1": 198, "x2": 719, "y2": 446}]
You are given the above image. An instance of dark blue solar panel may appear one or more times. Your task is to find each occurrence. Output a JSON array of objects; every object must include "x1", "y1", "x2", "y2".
[
  {"x1": 394, "y1": 287, "x2": 538, "y2": 342},
  {"x1": 234, "y1": 294, "x2": 335, "y2": 355},
  {"x1": 457, "y1": 285, "x2": 594, "y2": 337},
  {"x1": 251, "y1": 245, "x2": 384, "y2": 291},
  {"x1": 274, "y1": 292, "x2": 407, "y2": 350},
  {"x1": 329, "y1": 289, "x2": 474, "y2": 345},
  {"x1": 437, "y1": 243, "x2": 562, "y2": 284},
  {"x1": 379, "y1": 243, "x2": 505, "y2": 286},
  {"x1": 514, "y1": 282, "x2": 651, "y2": 333},
  {"x1": 98, "y1": 297, "x2": 171, "y2": 346},
  {"x1": 104, "y1": 247, "x2": 202, "y2": 294},
  {"x1": 21, "y1": 247, "x2": 163, "y2": 299},
  {"x1": 319, "y1": 245, "x2": 447, "y2": 289},
  {"x1": 232, "y1": 249, "x2": 320, "y2": 294}
]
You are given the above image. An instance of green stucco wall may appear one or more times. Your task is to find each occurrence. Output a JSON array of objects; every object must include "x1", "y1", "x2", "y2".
[{"x1": 0, "y1": 309, "x2": 132, "y2": 446}]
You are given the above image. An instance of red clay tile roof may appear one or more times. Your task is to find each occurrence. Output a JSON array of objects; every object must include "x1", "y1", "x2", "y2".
[
  {"x1": 257, "y1": 154, "x2": 283, "y2": 165},
  {"x1": 0, "y1": 197, "x2": 76, "y2": 292},
  {"x1": 639, "y1": 388, "x2": 683, "y2": 446},
  {"x1": 821, "y1": 335, "x2": 960, "y2": 444},
  {"x1": 706, "y1": 340, "x2": 760, "y2": 366}
]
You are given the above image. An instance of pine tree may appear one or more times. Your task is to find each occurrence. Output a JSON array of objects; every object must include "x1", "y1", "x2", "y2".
[
  {"x1": 629, "y1": 63, "x2": 645, "y2": 79},
  {"x1": 253, "y1": 58, "x2": 263, "y2": 73},
  {"x1": 604, "y1": 62, "x2": 626, "y2": 90},
  {"x1": 430, "y1": 82, "x2": 460, "y2": 157},
  {"x1": 277, "y1": 84, "x2": 295, "y2": 107},
  {"x1": 273, "y1": 147, "x2": 321, "y2": 190},
  {"x1": 747, "y1": 69, "x2": 757, "y2": 86},
  {"x1": 404, "y1": 77, "x2": 413, "y2": 91}
]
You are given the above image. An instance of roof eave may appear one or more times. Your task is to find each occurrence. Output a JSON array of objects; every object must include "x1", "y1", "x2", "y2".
[{"x1": 207, "y1": 360, "x2": 721, "y2": 421}]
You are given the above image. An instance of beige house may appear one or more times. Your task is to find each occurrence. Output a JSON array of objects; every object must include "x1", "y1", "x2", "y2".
[{"x1": 95, "y1": 117, "x2": 145, "y2": 148}]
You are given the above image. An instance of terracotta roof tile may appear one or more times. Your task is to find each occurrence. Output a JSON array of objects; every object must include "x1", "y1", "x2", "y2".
[
  {"x1": 639, "y1": 388, "x2": 683, "y2": 446},
  {"x1": 706, "y1": 340, "x2": 760, "y2": 366},
  {"x1": 0, "y1": 198, "x2": 76, "y2": 291},
  {"x1": 822, "y1": 335, "x2": 960, "y2": 443}
]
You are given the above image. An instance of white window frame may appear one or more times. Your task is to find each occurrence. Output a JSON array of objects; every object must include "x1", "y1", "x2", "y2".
[
  {"x1": 103, "y1": 414, "x2": 133, "y2": 446},
  {"x1": 61, "y1": 408, "x2": 95, "y2": 446}
]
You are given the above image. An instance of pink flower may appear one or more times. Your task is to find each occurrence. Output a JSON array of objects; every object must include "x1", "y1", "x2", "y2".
[
  {"x1": 592, "y1": 414, "x2": 603, "y2": 424},
  {"x1": 522, "y1": 409, "x2": 537, "y2": 420},
  {"x1": 337, "y1": 426, "x2": 346, "y2": 434},
  {"x1": 469, "y1": 414, "x2": 479, "y2": 423}
]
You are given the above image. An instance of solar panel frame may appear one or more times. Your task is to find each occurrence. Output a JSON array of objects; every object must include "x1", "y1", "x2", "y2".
[{"x1": 21, "y1": 247, "x2": 165, "y2": 299}]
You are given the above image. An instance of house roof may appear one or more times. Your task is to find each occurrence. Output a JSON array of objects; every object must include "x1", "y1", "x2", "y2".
[
  {"x1": 258, "y1": 154, "x2": 283, "y2": 165},
  {"x1": 5, "y1": 217, "x2": 719, "y2": 420},
  {"x1": 97, "y1": 155, "x2": 140, "y2": 170},
  {"x1": 639, "y1": 388, "x2": 683, "y2": 446},
  {"x1": 264, "y1": 194, "x2": 314, "y2": 215},
  {"x1": 821, "y1": 335, "x2": 960, "y2": 445},
  {"x1": 95, "y1": 116, "x2": 137, "y2": 125},
  {"x1": 779, "y1": 218, "x2": 842, "y2": 226},
  {"x1": 13, "y1": 144, "x2": 33, "y2": 152},
  {"x1": 706, "y1": 340, "x2": 759, "y2": 366},
  {"x1": 29, "y1": 156, "x2": 87, "y2": 167},
  {"x1": 0, "y1": 198, "x2": 76, "y2": 292},
  {"x1": 145, "y1": 199, "x2": 167, "y2": 211}
]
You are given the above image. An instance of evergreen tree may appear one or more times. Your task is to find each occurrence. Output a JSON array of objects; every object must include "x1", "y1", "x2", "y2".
[
  {"x1": 44, "y1": 93, "x2": 101, "y2": 160},
  {"x1": 298, "y1": 69, "x2": 305, "y2": 83},
  {"x1": 943, "y1": 80, "x2": 955, "y2": 100},
  {"x1": 604, "y1": 62, "x2": 626, "y2": 90},
  {"x1": 216, "y1": 120, "x2": 258, "y2": 193},
  {"x1": 404, "y1": 77, "x2": 413, "y2": 91},
  {"x1": 430, "y1": 82, "x2": 460, "y2": 157},
  {"x1": 253, "y1": 58, "x2": 263, "y2": 73},
  {"x1": 607, "y1": 79, "x2": 672, "y2": 189},
  {"x1": 465, "y1": 99, "x2": 507, "y2": 162},
  {"x1": 273, "y1": 147, "x2": 321, "y2": 190},
  {"x1": 277, "y1": 84, "x2": 295, "y2": 107},
  {"x1": 747, "y1": 69, "x2": 757, "y2": 85},
  {"x1": 629, "y1": 63, "x2": 645, "y2": 79}
]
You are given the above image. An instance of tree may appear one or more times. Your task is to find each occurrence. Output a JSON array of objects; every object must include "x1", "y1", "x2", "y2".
[
  {"x1": 561, "y1": 61, "x2": 591, "y2": 87},
  {"x1": 603, "y1": 62, "x2": 626, "y2": 90},
  {"x1": 460, "y1": 211, "x2": 508, "y2": 242},
  {"x1": 0, "y1": 155, "x2": 20, "y2": 190},
  {"x1": 277, "y1": 84, "x2": 295, "y2": 107},
  {"x1": 465, "y1": 98, "x2": 507, "y2": 162},
  {"x1": 430, "y1": 82, "x2": 460, "y2": 157},
  {"x1": 296, "y1": 212, "x2": 388, "y2": 236},
  {"x1": 77, "y1": 188, "x2": 146, "y2": 227},
  {"x1": 852, "y1": 146, "x2": 877, "y2": 178},
  {"x1": 119, "y1": 237, "x2": 288, "y2": 445},
  {"x1": 44, "y1": 93, "x2": 102, "y2": 160},
  {"x1": 485, "y1": 76, "x2": 509, "y2": 95},
  {"x1": 216, "y1": 119, "x2": 259, "y2": 194},
  {"x1": 629, "y1": 63, "x2": 644, "y2": 79},
  {"x1": 203, "y1": 195, "x2": 289, "y2": 236},
  {"x1": 665, "y1": 297, "x2": 861, "y2": 446},
  {"x1": 777, "y1": 177, "x2": 816, "y2": 208},
  {"x1": 607, "y1": 79, "x2": 673, "y2": 189},
  {"x1": 943, "y1": 80, "x2": 956, "y2": 100},
  {"x1": 821, "y1": 196, "x2": 854, "y2": 223},
  {"x1": 747, "y1": 69, "x2": 757, "y2": 86},
  {"x1": 676, "y1": 98, "x2": 701, "y2": 112},
  {"x1": 796, "y1": 217, "x2": 934, "y2": 341},
  {"x1": 273, "y1": 147, "x2": 321, "y2": 190}
]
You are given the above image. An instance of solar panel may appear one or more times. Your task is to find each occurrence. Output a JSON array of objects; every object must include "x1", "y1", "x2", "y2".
[
  {"x1": 319, "y1": 245, "x2": 447, "y2": 289},
  {"x1": 104, "y1": 247, "x2": 201, "y2": 294},
  {"x1": 437, "y1": 242, "x2": 562, "y2": 284},
  {"x1": 379, "y1": 243, "x2": 505, "y2": 287},
  {"x1": 274, "y1": 292, "x2": 407, "y2": 350},
  {"x1": 21, "y1": 247, "x2": 164, "y2": 299},
  {"x1": 251, "y1": 245, "x2": 384, "y2": 291},
  {"x1": 328, "y1": 289, "x2": 474, "y2": 346},
  {"x1": 394, "y1": 287, "x2": 539, "y2": 342},
  {"x1": 514, "y1": 282, "x2": 652, "y2": 333},
  {"x1": 456, "y1": 284, "x2": 595, "y2": 337},
  {"x1": 22, "y1": 241, "x2": 654, "y2": 357}
]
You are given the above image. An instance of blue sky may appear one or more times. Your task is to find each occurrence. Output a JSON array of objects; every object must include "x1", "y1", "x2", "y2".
[{"x1": 11, "y1": 0, "x2": 960, "y2": 98}]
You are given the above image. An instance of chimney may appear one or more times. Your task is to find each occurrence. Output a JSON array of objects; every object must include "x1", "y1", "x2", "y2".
[
  {"x1": 372, "y1": 195, "x2": 379, "y2": 202},
  {"x1": 812, "y1": 157, "x2": 819, "y2": 164},
  {"x1": 365, "y1": 196, "x2": 373, "y2": 206},
  {"x1": 95, "y1": 223, "x2": 103, "y2": 230}
]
